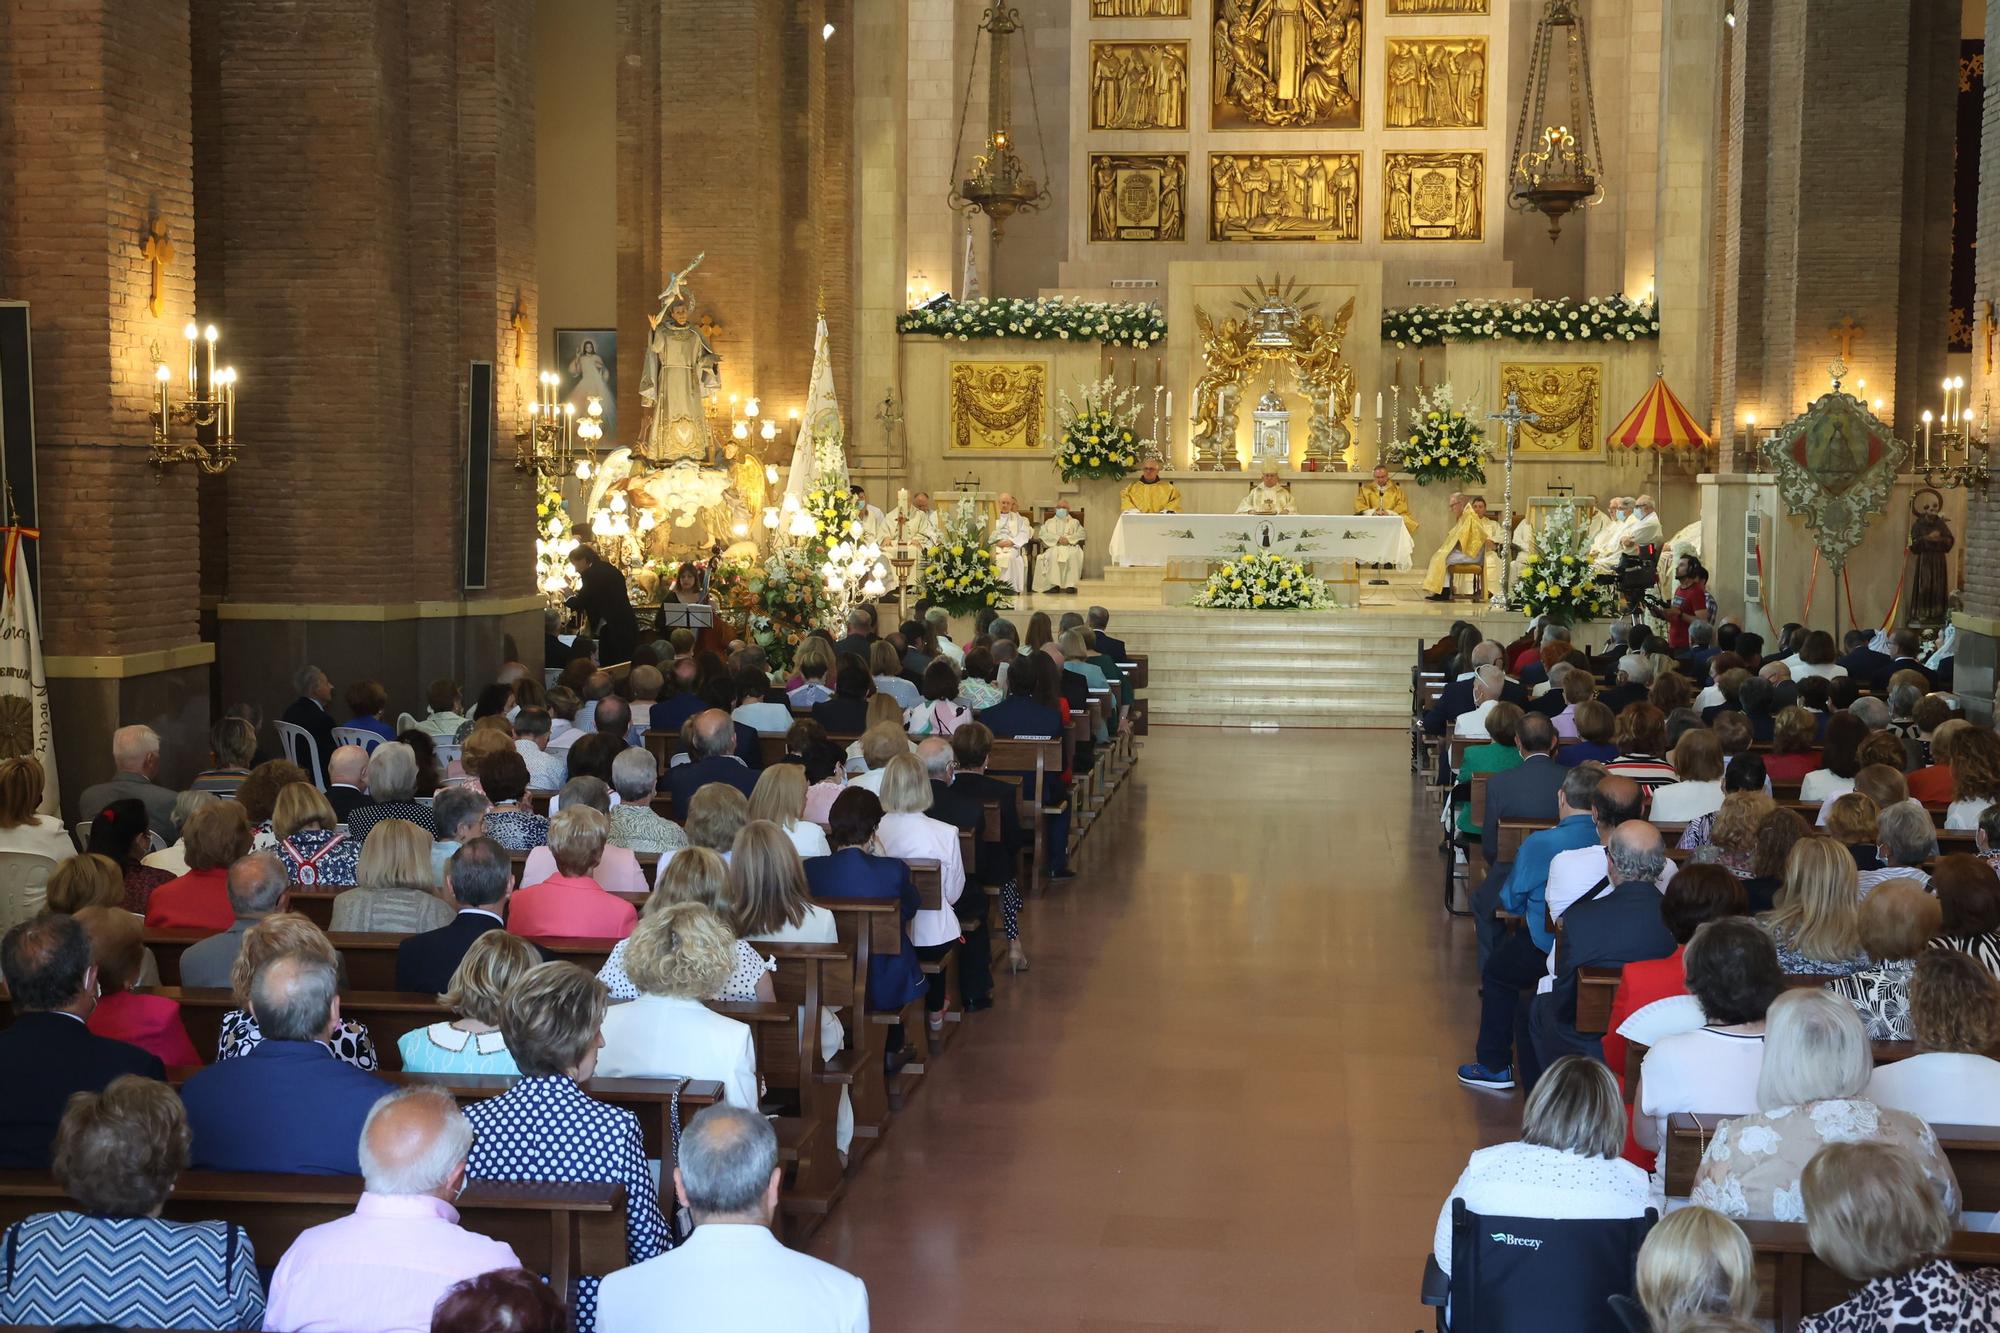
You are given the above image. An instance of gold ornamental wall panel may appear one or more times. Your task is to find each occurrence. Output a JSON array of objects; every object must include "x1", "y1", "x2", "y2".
[
  {"x1": 1089, "y1": 154, "x2": 1188, "y2": 242},
  {"x1": 1386, "y1": 0, "x2": 1488, "y2": 13},
  {"x1": 1385, "y1": 38, "x2": 1485, "y2": 129},
  {"x1": 1090, "y1": 42, "x2": 1190, "y2": 130},
  {"x1": 1383, "y1": 151, "x2": 1484, "y2": 241},
  {"x1": 1210, "y1": 0, "x2": 1363, "y2": 130},
  {"x1": 1209, "y1": 153, "x2": 1360, "y2": 242},
  {"x1": 949, "y1": 362, "x2": 1048, "y2": 453},
  {"x1": 1093, "y1": 0, "x2": 1189, "y2": 15},
  {"x1": 1499, "y1": 363, "x2": 1603, "y2": 455}
]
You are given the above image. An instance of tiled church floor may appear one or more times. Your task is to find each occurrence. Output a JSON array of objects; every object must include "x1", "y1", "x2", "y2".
[{"x1": 806, "y1": 728, "x2": 1519, "y2": 1330}]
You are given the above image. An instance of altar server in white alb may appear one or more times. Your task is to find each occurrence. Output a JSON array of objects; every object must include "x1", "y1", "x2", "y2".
[
  {"x1": 1236, "y1": 466, "x2": 1297, "y2": 516},
  {"x1": 991, "y1": 493, "x2": 1034, "y2": 594},
  {"x1": 1033, "y1": 505, "x2": 1086, "y2": 594},
  {"x1": 1586, "y1": 496, "x2": 1634, "y2": 572}
]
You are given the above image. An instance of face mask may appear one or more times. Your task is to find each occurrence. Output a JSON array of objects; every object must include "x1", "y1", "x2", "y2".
[{"x1": 1055, "y1": 508, "x2": 1069, "y2": 520}]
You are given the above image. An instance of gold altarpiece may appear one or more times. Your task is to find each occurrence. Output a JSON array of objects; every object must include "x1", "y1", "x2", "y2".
[{"x1": 1188, "y1": 280, "x2": 1359, "y2": 472}]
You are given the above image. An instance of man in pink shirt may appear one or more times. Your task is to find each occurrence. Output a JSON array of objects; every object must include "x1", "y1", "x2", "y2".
[{"x1": 264, "y1": 1085, "x2": 518, "y2": 1333}]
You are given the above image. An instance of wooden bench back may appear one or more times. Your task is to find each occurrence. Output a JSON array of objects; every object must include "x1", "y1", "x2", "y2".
[{"x1": 1739, "y1": 1218, "x2": 2000, "y2": 1331}]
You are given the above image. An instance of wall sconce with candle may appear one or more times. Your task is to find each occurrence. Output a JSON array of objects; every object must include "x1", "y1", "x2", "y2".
[
  {"x1": 517, "y1": 371, "x2": 579, "y2": 478},
  {"x1": 149, "y1": 322, "x2": 239, "y2": 475}
]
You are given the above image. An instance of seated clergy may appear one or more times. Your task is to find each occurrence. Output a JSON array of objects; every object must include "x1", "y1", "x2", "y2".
[
  {"x1": 595, "y1": 1105, "x2": 868, "y2": 1333},
  {"x1": 1235, "y1": 466, "x2": 1296, "y2": 515},
  {"x1": 1118, "y1": 456, "x2": 1182, "y2": 513},
  {"x1": 1032, "y1": 505, "x2": 1085, "y2": 593},
  {"x1": 990, "y1": 493, "x2": 1033, "y2": 593},
  {"x1": 264, "y1": 1086, "x2": 520, "y2": 1333},
  {"x1": 1421, "y1": 494, "x2": 1503, "y2": 600},
  {"x1": 1353, "y1": 463, "x2": 1416, "y2": 534}
]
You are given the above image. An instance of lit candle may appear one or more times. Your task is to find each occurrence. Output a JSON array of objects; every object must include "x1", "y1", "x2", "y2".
[
  {"x1": 1164, "y1": 391, "x2": 1172, "y2": 434},
  {"x1": 1922, "y1": 410, "x2": 1933, "y2": 466}
]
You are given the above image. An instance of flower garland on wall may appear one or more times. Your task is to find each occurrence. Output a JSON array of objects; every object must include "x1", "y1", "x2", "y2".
[
  {"x1": 897, "y1": 296, "x2": 1166, "y2": 347},
  {"x1": 1381, "y1": 295, "x2": 1660, "y2": 350},
  {"x1": 916, "y1": 504, "x2": 1015, "y2": 616},
  {"x1": 1513, "y1": 505, "x2": 1618, "y2": 625},
  {"x1": 1388, "y1": 384, "x2": 1490, "y2": 486},
  {"x1": 1190, "y1": 553, "x2": 1332, "y2": 610},
  {"x1": 1054, "y1": 377, "x2": 1149, "y2": 482}
]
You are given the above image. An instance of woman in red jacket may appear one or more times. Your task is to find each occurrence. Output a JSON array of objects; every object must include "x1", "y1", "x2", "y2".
[{"x1": 77, "y1": 906, "x2": 201, "y2": 1068}]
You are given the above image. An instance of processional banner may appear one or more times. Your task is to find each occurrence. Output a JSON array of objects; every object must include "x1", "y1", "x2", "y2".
[{"x1": 0, "y1": 530, "x2": 56, "y2": 815}]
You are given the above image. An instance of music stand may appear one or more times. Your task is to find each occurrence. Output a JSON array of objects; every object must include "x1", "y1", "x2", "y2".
[{"x1": 656, "y1": 604, "x2": 714, "y2": 631}]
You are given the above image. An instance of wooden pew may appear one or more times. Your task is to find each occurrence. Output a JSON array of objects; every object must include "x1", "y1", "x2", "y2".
[
  {"x1": 0, "y1": 1171, "x2": 624, "y2": 1290},
  {"x1": 761, "y1": 940, "x2": 885, "y2": 1162},
  {"x1": 1578, "y1": 969, "x2": 1840, "y2": 1038},
  {"x1": 1738, "y1": 1219, "x2": 2000, "y2": 1332},
  {"x1": 1660, "y1": 1113, "x2": 2000, "y2": 1213},
  {"x1": 987, "y1": 737, "x2": 1063, "y2": 895},
  {"x1": 382, "y1": 1072, "x2": 723, "y2": 1163}
]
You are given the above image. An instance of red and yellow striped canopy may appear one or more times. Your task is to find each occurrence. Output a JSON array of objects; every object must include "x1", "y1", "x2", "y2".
[{"x1": 1605, "y1": 373, "x2": 1714, "y2": 451}]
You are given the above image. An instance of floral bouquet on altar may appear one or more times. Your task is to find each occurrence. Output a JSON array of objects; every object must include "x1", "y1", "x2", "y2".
[
  {"x1": 801, "y1": 481, "x2": 861, "y2": 545},
  {"x1": 534, "y1": 480, "x2": 578, "y2": 608},
  {"x1": 916, "y1": 506, "x2": 1014, "y2": 616},
  {"x1": 1190, "y1": 552, "x2": 1331, "y2": 611},
  {"x1": 709, "y1": 545, "x2": 837, "y2": 671},
  {"x1": 1513, "y1": 504, "x2": 1617, "y2": 625},
  {"x1": 1390, "y1": 384, "x2": 1489, "y2": 486},
  {"x1": 1054, "y1": 377, "x2": 1148, "y2": 482}
]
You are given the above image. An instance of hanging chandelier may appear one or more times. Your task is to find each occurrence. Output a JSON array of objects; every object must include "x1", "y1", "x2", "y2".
[
  {"x1": 947, "y1": 6, "x2": 1051, "y2": 244},
  {"x1": 1507, "y1": 0, "x2": 1606, "y2": 242}
]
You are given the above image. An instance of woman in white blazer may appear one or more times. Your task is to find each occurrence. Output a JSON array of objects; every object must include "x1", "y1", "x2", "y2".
[
  {"x1": 596, "y1": 901, "x2": 760, "y2": 1112},
  {"x1": 871, "y1": 753, "x2": 965, "y2": 1027}
]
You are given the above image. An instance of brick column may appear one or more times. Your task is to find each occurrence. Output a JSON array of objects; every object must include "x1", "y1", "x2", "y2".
[
  {"x1": 0, "y1": 0, "x2": 213, "y2": 812},
  {"x1": 1955, "y1": 0, "x2": 2000, "y2": 723},
  {"x1": 851, "y1": 0, "x2": 909, "y2": 478}
]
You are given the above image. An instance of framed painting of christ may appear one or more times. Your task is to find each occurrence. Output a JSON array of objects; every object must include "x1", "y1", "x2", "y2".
[{"x1": 555, "y1": 328, "x2": 617, "y2": 440}]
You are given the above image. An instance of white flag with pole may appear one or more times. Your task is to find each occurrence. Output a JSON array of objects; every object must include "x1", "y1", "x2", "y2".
[
  {"x1": 0, "y1": 519, "x2": 56, "y2": 816},
  {"x1": 785, "y1": 313, "x2": 844, "y2": 501}
]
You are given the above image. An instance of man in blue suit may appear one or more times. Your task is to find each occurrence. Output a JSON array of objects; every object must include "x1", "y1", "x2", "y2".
[
  {"x1": 1835, "y1": 629, "x2": 1895, "y2": 691},
  {"x1": 180, "y1": 952, "x2": 389, "y2": 1175},
  {"x1": 1087, "y1": 606, "x2": 1127, "y2": 663},
  {"x1": 396, "y1": 837, "x2": 546, "y2": 995},
  {"x1": 1472, "y1": 712, "x2": 1569, "y2": 966},
  {"x1": 664, "y1": 710, "x2": 760, "y2": 817}
]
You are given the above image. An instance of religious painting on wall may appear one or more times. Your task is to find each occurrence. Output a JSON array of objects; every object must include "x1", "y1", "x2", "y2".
[
  {"x1": 1090, "y1": 42, "x2": 1190, "y2": 130},
  {"x1": 1210, "y1": 153, "x2": 1359, "y2": 242},
  {"x1": 556, "y1": 328, "x2": 617, "y2": 438},
  {"x1": 1093, "y1": 0, "x2": 1188, "y2": 15},
  {"x1": 1499, "y1": 363, "x2": 1603, "y2": 455},
  {"x1": 1211, "y1": 0, "x2": 1363, "y2": 130},
  {"x1": 1383, "y1": 152, "x2": 1483, "y2": 241},
  {"x1": 1385, "y1": 38, "x2": 1485, "y2": 128},
  {"x1": 1386, "y1": 0, "x2": 1488, "y2": 13},
  {"x1": 1090, "y1": 154, "x2": 1188, "y2": 242},
  {"x1": 950, "y1": 362, "x2": 1049, "y2": 453}
]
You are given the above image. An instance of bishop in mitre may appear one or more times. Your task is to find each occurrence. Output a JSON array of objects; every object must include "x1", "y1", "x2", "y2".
[
  {"x1": 1353, "y1": 464, "x2": 1415, "y2": 534},
  {"x1": 1119, "y1": 457, "x2": 1183, "y2": 514},
  {"x1": 991, "y1": 493, "x2": 1034, "y2": 593},
  {"x1": 1422, "y1": 494, "x2": 1504, "y2": 600},
  {"x1": 1236, "y1": 467, "x2": 1297, "y2": 516},
  {"x1": 1034, "y1": 504, "x2": 1086, "y2": 594},
  {"x1": 639, "y1": 254, "x2": 721, "y2": 464}
]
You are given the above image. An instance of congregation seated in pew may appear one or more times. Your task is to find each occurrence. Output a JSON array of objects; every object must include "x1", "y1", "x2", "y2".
[
  {"x1": 398, "y1": 930, "x2": 537, "y2": 1076},
  {"x1": 522, "y1": 776, "x2": 650, "y2": 894},
  {"x1": 508, "y1": 806, "x2": 638, "y2": 941},
  {"x1": 1867, "y1": 948, "x2": 2000, "y2": 1127},
  {"x1": 597, "y1": 901, "x2": 760, "y2": 1112},
  {"x1": 600, "y1": 846, "x2": 776, "y2": 1004},
  {"x1": 332, "y1": 819, "x2": 457, "y2": 935}
]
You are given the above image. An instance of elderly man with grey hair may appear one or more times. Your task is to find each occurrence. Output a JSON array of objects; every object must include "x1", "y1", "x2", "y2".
[
  {"x1": 607, "y1": 747, "x2": 687, "y2": 855},
  {"x1": 1423, "y1": 638, "x2": 1526, "y2": 737},
  {"x1": 1454, "y1": 664, "x2": 1508, "y2": 739},
  {"x1": 345, "y1": 741, "x2": 440, "y2": 840},
  {"x1": 176, "y1": 851, "x2": 291, "y2": 989},
  {"x1": 831, "y1": 606, "x2": 877, "y2": 662},
  {"x1": 1858, "y1": 801, "x2": 1939, "y2": 895},
  {"x1": 179, "y1": 952, "x2": 389, "y2": 1175},
  {"x1": 277, "y1": 663, "x2": 342, "y2": 784},
  {"x1": 665, "y1": 710, "x2": 759, "y2": 816},
  {"x1": 76, "y1": 723, "x2": 180, "y2": 843},
  {"x1": 323, "y1": 742, "x2": 371, "y2": 824},
  {"x1": 596, "y1": 1105, "x2": 867, "y2": 1333},
  {"x1": 264, "y1": 1086, "x2": 519, "y2": 1333}
]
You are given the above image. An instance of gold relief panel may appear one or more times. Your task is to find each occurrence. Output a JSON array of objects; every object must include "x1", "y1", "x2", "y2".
[
  {"x1": 1093, "y1": 0, "x2": 1189, "y2": 15},
  {"x1": 1090, "y1": 42, "x2": 1190, "y2": 130},
  {"x1": 1385, "y1": 38, "x2": 1485, "y2": 129},
  {"x1": 1386, "y1": 0, "x2": 1488, "y2": 13},
  {"x1": 1499, "y1": 363, "x2": 1603, "y2": 456},
  {"x1": 1089, "y1": 154, "x2": 1187, "y2": 242},
  {"x1": 1383, "y1": 151, "x2": 1483, "y2": 241},
  {"x1": 1210, "y1": 153, "x2": 1359, "y2": 242},
  {"x1": 950, "y1": 362, "x2": 1048, "y2": 453},
  {"x1": 1211, "y1": 0, "x2": 1363, "y2": 130}
]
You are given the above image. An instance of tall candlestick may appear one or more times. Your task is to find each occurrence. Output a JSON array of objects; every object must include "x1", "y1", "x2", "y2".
[
  {"x1": 1418, "y1": 354, "x2": 1426, "y2": 392},
  {"x1": 184, "y1": 323, "x2": 198, "y2": 395},
  {"x1": 204, "y1": 325, "x2": 217, "y2": 399},
  {"x1": 1163, "y1": 392, "x2": 1172, "y2": 451},
  {"x1": 1394, "y1": 356, "x2": 1403, "y2": 389}
]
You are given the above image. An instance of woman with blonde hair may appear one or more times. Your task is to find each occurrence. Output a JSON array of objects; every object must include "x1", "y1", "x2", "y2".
[
  {"x1": 330, "y1": 819, "x2": 453, "y2": 933},
  {"x1": 786, "y1": 637, "x2": 837, "y2": 708},
  {"x1": 1689, "y1": 989, "x2": 1956, "y2": 1221},
  {"x1": 397, "y1": 930, "x2": 539, "y2": 1074},
  {"x1": 724, "y1": 820, "x2": 835, "y2": 945},
  {"x1": 654, "y1": 782, "x2": 749, "y2": 886},
  {"x1": 1627, "y1": 1206, "x2": 1757, "y2": 1330},
  {"x1": 46, "y1": 853, "x2": 126, "y2": 916},
  {"x1": 1797, "y1": 1142, "x2": 2000, "y2": 1330},
  {"x1": 1826, "y1": 878, "x2": 1943, "y2": 1040},
  {"x1": 873, "y1": 752, "x2": 966, "y2": 1028},
  {"x1": 270, "y1": 782, "x2": 359, "y2": 887},
  {"x1": 521, "y1": 776, "x2": 647, "y2": 893},
  {"x1": 1824, "y1": 792, "x2": 1882, "y2": 870},
  {"x1": 746, "y1": 764, "x2": 831, "y2": 859},
  {"x1": 507, "y1": 805, "x2": 637, "y2": 940},
  {"x1": 216, "y1": 912, "x2": 379, "y2": 1068},
  {"x1": 1760, "y1": 835, "x2": 1870, "y2": 976},
  {"x1": 0, "y1": 756, "x2": 75, "y2": 869},
  {"x1": 848, "y1": 718, "x2": 913, "y2": 790},
  {"x1": 1680, "y1": 790, "x2": 1774, "y2": 876},
  {"x1": 596, "y1": 903, "x2": 759, "y2": 1110},
  {"x1": 598, "y1": 846, "x2": 774, "y2": 1003},
  {"x1": 845, "y1": 697, "x2": 913, "y2": 776}
]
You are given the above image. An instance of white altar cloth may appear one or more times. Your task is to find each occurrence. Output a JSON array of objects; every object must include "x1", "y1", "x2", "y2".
[{"x1": 1108, "y1": 512, "x2": 1415, "y2": 569}]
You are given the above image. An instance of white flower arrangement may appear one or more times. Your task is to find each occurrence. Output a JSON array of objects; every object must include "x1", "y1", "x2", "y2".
[
  {"x1": 534, "y1": 480, "x2": 579, "y2": 607},
  {"x1": 1513, "y1": 502, "x2": 1618, "y2": 625},
  {"x1": 1388, "y1": 383, "x2": 1490, "y2": 486},
  {"x1": 1381, "y1": 295, "x2": 1660, "y2": 349},
  {"x1": 897, "y1": 296, "x2": 1166, "y2": 348},
  {"x1": 1054, "y1": 377, "x2": 1149, "y2": 482},
  {"x1": 1190, "y1": 552, "x2": 1332, "y2": 611},
  {"x1": 915, "y1": 504, "x2": 1015, "y2": 616}
]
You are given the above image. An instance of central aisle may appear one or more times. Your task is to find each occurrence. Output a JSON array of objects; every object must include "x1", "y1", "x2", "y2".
[{"x1": 807, "y1": 729, "x2": 1521, "y2": 1330}]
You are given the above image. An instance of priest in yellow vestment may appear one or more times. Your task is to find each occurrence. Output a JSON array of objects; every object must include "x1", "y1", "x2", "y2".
[
  {"x1": 1353, "y1": 464, "x2": 1416, "y2": 535},
  {"x1": 1421, "y1": 494, "x2": 1504, "y2": 599},
  {"x1": 1119, "y1": 458, "x2": 1183, "y2": 514}
]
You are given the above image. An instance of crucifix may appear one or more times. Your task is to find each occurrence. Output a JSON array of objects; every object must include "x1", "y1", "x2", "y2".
[
  {"x1": 508, "y1": 295, "x2": 526, "y2": 369},
  {"x1": 1829, "y1": 317, "x2": 1864, "y2": 364},
  {"x1": 1488, "y1": 389, "x2": 1541, "y2": 609},
  {"x1": 140, "y1": 217, "x2": 174, "y2": 319}
]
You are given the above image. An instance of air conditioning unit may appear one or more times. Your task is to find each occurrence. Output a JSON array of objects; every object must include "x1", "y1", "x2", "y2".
[{"x1": 1742, "y1": 509, "x2": 1764, "y2": 603}]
